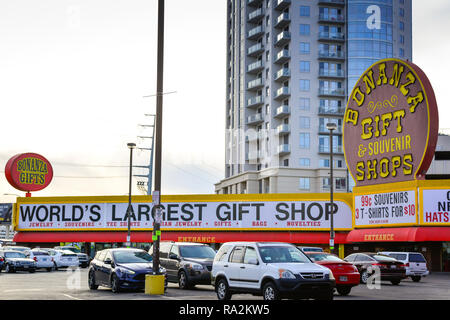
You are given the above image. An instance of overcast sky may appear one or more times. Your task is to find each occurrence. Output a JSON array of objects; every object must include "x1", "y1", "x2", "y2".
[{"x1": 0, "y1": 0, "x2": 449, "y2": 201}]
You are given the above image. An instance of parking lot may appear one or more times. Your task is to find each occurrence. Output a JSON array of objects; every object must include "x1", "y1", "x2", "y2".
[{"x1": 0, "y1": 267, "x2": 449, "y2": 300}]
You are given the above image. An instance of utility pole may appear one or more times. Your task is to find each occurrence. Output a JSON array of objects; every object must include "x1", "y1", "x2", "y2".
[
  {"x1": 152, "y1": 0, "x2": 165, "y2": 276},
  {"x1": 134, "y1": 114, "x2": 156, "y2": 195}
]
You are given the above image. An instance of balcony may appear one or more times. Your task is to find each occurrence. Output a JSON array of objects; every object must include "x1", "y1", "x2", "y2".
[
  {"x1": 318, "y1": 0, "x2": 345, "y2": 6},
  {"x1": 248, "y1": 0, "x2": 264, "y2": 7},
  {"x1": 275, "y1": 31, "x2": 291, "y2": 47},
  {"x1": 319, "y1": 69, "x2": 345, "y2": 78},
  {"x1": 248, "y1": 25, "x2": 264, "y2": 40},
  {"x1": 248, "y1": 43, "x2": 264, "y2": 57},
  {"x1": 319, "y1": 145, "x2": 344, "y2": 154},
  {"x1": 318, "y1": 50, "x2": 345, "y2": 60},
  {"x1": 274, "y1": 105, "x2": 290, "y2": 118},
  {"x1": 277, "y1": 144, "x2": 291, "y2": 155},
  {"x1": 247, "y1": 77, "x2": 264, "y2": 90},
  {"x1": 275, "y1": 12, "x2": 290, "y2": 29},
  {"x1": 276, "y1": 124, "x2": 290, "y2": 136},
  {"x1": 248, "y1": 8, "x2": 264, "y2": 23},
  {"x1": 274, "y1": 68, "x2": 290, "y2": 82},
  {"x1": 318, "y1": 106, "x2": 345, "y2": 116},
  {"x1": 318, "y1": 88, "x2": 346, "y2": 97},
  {"x1": 247, "y1": 113, "x2": 264, "y2": 125},
  {"x1": 318, "y1": 32, "x2": 345, "y2": 42},
  {"x1": 247, "y1": 95, "x2": 264, "y2": 108},
  {"x1": 275, "y1": 0, "x2": 291, "y2": 11},
  {"x1": 248, "y1": 60, "x2": 264, "y2": 74},
  {"x1": 275, "y1": 49, "x2": 290, "y2": 64},
  {"x1": 274, "y1": 86, "x2": 290, "y2": 100},
  {"x1": 318, "y1": 14, "x2": 345, "y2": 24}
]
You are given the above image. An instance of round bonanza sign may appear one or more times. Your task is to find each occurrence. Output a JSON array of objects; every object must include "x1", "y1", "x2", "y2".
[
  {"x1": 344, "y1": 59, "x2": 439, "y2": 187},
  {"x1": 5, "y1": 153, "x2": 54, "y2": 192}
]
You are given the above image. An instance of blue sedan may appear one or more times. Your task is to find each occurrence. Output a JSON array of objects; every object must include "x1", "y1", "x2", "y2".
[{"x1": 88, "y1": 248, "x2": 167, "y2": 293}]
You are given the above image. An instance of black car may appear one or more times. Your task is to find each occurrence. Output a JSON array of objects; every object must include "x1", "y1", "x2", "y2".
[
  {"x1": 88, "y1": 248, "x2": 167, "y2": 293},
  {"x1": 150, "y1": 241, "x2": 216, "y2": 289},
  {"x1": 344, "y1": 252, "x2": 406, "y2": 285},
  {"x1": 0, "y1": 250, "x2": 36, "y2": 273}
]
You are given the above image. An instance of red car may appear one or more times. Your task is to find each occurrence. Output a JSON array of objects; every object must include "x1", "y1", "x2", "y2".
[{"x1": 305, "y1": 252, "x2": 360, "y2": 296}]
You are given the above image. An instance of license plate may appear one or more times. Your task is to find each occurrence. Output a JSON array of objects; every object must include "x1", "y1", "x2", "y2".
[
  {"x1": 68, "y1": 258, "x2": 72, "y2": 261},
  {"x1": 24, "y1": 265, "x2": 29, "y2": 269},
  {"x1": 339, "y1": 276, "x2": 348, "y2": 282},
  {"x1": 43, "y1": 258, "x2": 47, "y2": 261},
  {"x1": 391, "y1": 265, "x2": 396, "y2": 269}
]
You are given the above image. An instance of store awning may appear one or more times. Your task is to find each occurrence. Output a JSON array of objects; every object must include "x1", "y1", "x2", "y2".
[
  {"x1": 13, "y1": 231, "x2": 348, "y2": 244},
  {"x1": 346, "y1": 227, "x2": 450, "y2": 243}
]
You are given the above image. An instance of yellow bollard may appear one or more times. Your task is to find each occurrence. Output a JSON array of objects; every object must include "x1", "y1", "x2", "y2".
[{"x1": 145, "y1": 274, "x2": 165, "y2": 295}]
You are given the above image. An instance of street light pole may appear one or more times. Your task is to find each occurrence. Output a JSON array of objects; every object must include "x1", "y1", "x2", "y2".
[
  {"x1": 152, "y1": 0, "x2": 165, "y2": 276},
  {"x1": 127, "y1": 142, "x2": 136, "y2": 248},
  {"x1": 326, "y1": 122, "x2": 337, "y2": 251}
]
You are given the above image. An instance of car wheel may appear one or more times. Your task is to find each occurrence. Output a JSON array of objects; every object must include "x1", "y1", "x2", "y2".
[
  {"x1": 178, "y1": 271, "x2": 192, "y2": 290},
  {"x1": 216, "y1": 278, "x2": 232, "y2": 301},
  {"x1": 411, "y1": 276, "x2": 421, "y2": 282},
  {"x1": 391, "y1": 279, "x2": 401, "y2": 285},
  {"x1": 111, "y1": 274, "x2": 121, "y2": 293},
  {"x1": 337, "y1": 286, "x2": 352, "y2": 296},
  {"x1": 360, "y1": 270, "x2": 369, "y2": 284},
  {"x1": 262, "y1": 282, "x2": 280, "y2": 301},
  {"x1": 88, "y1": 271, "x2": 99, "y2": 290},
  {"x1": 5, "y1": 264, "x2": 14, "y2": 273}
]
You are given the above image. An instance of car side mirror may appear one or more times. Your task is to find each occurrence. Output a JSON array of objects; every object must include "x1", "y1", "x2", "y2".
[
  {"x1": 169, "y1": 253, "x2": 179, "y2": 260},
  {"x1": 248, "y1": 258, "x2": 258, "y2": 265},
  {"x1": 104, "y1": 259, "x2": 112, "y2": 265}
]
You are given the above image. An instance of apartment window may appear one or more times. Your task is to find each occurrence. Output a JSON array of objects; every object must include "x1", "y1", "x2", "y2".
[
  {"x1": 300, "y1": 42, "x2": 310, "y2": 54},
  {"x1": 300, "y1": 79, "x2": 310, "y2": 91},
  {"x1": 299, "y1": 133, "x2": 310, "y2": 149},
  {"x1": 299, "y1": 178, "x2": 310, "y2": 190},
  {"x1": 283, "y1": 159, "x2": 289, "y2": 167},
  {"x1": 399, "y1": 34, "x2": 404, "y2": 44},
  {"x1": 299, "y1": 158, "x2": 311, "y2": 167},
  {"x1": 299, "y1": 98, "x2": 310, "y2": 110},
  {"x1": 322, "y1": 178, "x2": 331, "y2": 190},
  {"x1": 399, "y1": 21, "x2": 404, "y2": 31},
  {"x1": 399, "y1": 0, "x2": 404, "y2": 4},
  {"x1": 300, "y1": 61, "x2": 310, "y2": 73},
  {"x1": 399, "y1": 48, "x2": 404, "y2": 57},
  {"x1": 299, "y1": 24, "x2": 310, "y2": 36},
  {"x1": 265, "y1": 104, "x2": 270, "y2": 115},
  {"x1": 300, "y1": 6, "x2": 310, "y2": 17},
  {"x1": 336, "y1": 178, "x2": 347, "y2": 190},
  {"x1": 399, "y1": 8, "x2": 404, "y2": 17},
  {"x1": 299, "y1": 116, "x2": 310, "y2": 129}
]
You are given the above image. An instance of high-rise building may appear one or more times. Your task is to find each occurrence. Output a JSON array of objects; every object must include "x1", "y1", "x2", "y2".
[{"x1": 215, "y1": 0, "x2": 412, "y2": 194}]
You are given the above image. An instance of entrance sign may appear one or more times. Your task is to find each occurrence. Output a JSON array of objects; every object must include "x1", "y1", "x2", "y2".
[
  {"x1": 354, "y1": 189, "x2": 417, "y2": 228},
  {"x1": 344, "y1": 59, "x2": 438, "y2": 187},
  {"x1": 5, "y1": 153, "x2": 53, "y2": 192},
  {"x1": 13, "y1": 195, "x2": 354, "y2": 232}
]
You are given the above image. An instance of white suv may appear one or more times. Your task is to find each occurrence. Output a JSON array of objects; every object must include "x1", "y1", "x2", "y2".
[
  {"x1": 211, "y1": 242, "x2": 335, "y2": 300},
  {"x1": 379, "y1": 251, "x2": 429, "y2": 282}
]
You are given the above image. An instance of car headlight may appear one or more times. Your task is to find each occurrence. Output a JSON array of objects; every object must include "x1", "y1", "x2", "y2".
[
  {"x1": 187, "y1": 263, "x2": 203, "y2": 271},
  {"x1": 118, "y1": 268, "x2": 135, "y2": 275},
  {"x1": 279, "y1": 269, "x2": 296, "y2": 279}
]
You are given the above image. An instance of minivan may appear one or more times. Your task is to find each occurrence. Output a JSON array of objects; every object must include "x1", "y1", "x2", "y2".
[{"x1": 379, "y1": 251, "x2": 429, "y2": 282}]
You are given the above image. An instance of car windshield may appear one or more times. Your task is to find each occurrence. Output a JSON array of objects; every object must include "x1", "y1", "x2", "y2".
[
  {"x1": 259, "y1": 246, "x2": 310, "y2": 263},
  {"x1": 179, "y1": 246, "x2": 216, "y2": 259},
  {"x1": 307, "y1": 253, "x2": 343, "y2": 262},
  {"x1": 5, "y1": 252, "x2": 26, "y2": 258},
  {"x1": 113, "y1": 250, "x2": 153, "y2": 264},
  {"x1": 409, "y1": 253, "x2": 426, "y2": 263},
  {"x1": 372, "y1": 254, "x2": 398, "y2": 262}
]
